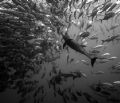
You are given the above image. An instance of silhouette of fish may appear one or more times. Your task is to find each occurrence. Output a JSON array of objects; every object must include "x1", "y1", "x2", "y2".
[
  {"x1": 102, "y1": 35, "x2": 120, "y2": 44},
  {"x1": 107, "y1": 3, "x2": 117, "y2": 12},
  {"x1": 83, "y1": 92, "x2": 99, "y2": 103},
  {"x1": 99, "y1": 11, "x2": 115, "y2": 23}
]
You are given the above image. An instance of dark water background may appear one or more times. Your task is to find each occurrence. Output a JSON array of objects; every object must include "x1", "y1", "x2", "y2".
[{"x1": 0, "y1": 0, "x2": 120, "y2": 103}]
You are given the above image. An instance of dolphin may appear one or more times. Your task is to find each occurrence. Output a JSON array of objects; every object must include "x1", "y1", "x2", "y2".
[{"x1": 62, "y1": 33, "x2": 97, "y2": 67}]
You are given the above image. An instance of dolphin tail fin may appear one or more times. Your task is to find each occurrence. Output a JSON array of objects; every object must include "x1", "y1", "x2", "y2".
[
  {"x1": 91, "y1": 57, "x2": 97, "y2": 67},
  {"x1": 101, "y1": 40, "x2": 105, "y2": 44}
]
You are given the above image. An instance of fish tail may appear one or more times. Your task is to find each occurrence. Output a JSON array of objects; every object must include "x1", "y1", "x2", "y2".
[{"x1": 91, "y1": 57, "x2": 97, "y2": 67}]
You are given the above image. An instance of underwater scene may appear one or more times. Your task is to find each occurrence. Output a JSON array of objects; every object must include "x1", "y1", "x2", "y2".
[{"x1": 0, "y1": 0, "x2": 120, "y2": 103}]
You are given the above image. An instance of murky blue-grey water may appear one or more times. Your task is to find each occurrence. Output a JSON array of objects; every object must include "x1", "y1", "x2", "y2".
[
  {"x1": 1, "y1": 0, "x2": 120, "y2": 103},
  {"x1": 1, "y1": 20, "x2": 120, "y2": 103}
]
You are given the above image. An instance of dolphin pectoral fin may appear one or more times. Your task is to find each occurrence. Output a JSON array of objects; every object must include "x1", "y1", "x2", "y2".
[
  {"x1": 63, "y1": 42, "x2": 67, "y2": 49},
  {"x1": 91, "y1": 57, "x2": 97, "y2": 67}
]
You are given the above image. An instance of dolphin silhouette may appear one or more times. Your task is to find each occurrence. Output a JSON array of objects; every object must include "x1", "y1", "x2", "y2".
[{"x1": 62, "y1": 33, "x2": 97, "y2": 67}]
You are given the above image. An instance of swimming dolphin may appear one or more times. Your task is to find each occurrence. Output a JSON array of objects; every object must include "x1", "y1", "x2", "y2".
[{"x1": 62, "y1": 33, "x2": 97, "y2": 67}]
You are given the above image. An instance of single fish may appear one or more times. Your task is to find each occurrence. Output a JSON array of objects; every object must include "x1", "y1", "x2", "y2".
[
  {"x1": 75, "y1": 60, "x2": 80, "y2": 64},
  {"x1": 101, "y1": 53, "x2": 110, "y2": 56},
  {"x1": 89, "y1": 36, "x2": 98, "y2": 42},
  {"x1": 70, "y1": 92, "x2": 78, "y2": 102},
  {"x1": 92, "y1": 4, "x2": 102, "y2": 14},
  {"x1": 74, "y1": 33, "x2": 84, "y2": 44},
  {"x1": 102, "y1": 82, "x2": 113, "y2": 86},
  {"x1": 80, "y1": 0, "x2": 87, "y2": 9},
  {"x1": 66, "y1": 53, "x2": 69, "y2": 64},
  {"x1": 81, "y1": 72, "x2": 87, "y2": 78},
  {"x1": 68, "y1": 14, "x2": 72, "y2": 22},
  {"x1": 85, "y1": 21, "x2": 93, "y2": 30},
  {"x1": 102, "y1": 35, "x2": 120, "y2": 44},
  {"x1": 86, "y1": 1, "x2": 92, "y2": 14},
  {"x1": 83, "y1": 92, "x2": 99, "y2": 103},
  {"x1": 82, "y1": 38, "x2": 86, "y2": 42},
  {"x1": 97, "y1": 56, "x2": 108, "y2": 60},
  {"x1": 60, "y1": 72, "x2": 82, "y2": 80},
  {"x1": 89, "y1": 84, "x2": 102, "y2": 92},
  {"x1": 79, "y1": 31, "x2": 90, "y2": 38},
  {"x1": 81, "y1": 59, "x2": 90, "y2": 65},
  {"x1": 100, "y1": 90, "x2": 111, "y2": 96},
  {"x1": 93, "y1": 44, "x2": 107, "y2": 49},
  {"x1": 78, "y1": 10, "x2": 84, "y2": 19},
  {"x1": 99, "y1": 11, "x2": 116, "y2": 22},
  {"x1": 93, "y1": 0, "x2": 99, "y2": 3},
  {"x1": 69, "y1": 58, "x2": 74, "y2": 63},
  {"x1": 62, "y1": 33, "x2": 97, "y2": 67},
  {"x1": 79, "y1": 19, "x2": 85, "y2": 30},
  {"x1": 75, "y1": 32, "x2": 87, "y2": 41},
  {"x1": 93, "y1": 71, "x2": 105, "y2": 75},
  {"x1": 89, "y1": 34, "x2": 97, "y2": 38},
  {"x1": 108, "y1": 56, "x2": 117, "y2": 60},
  {"x1": 83, "y1": 41, "x2": 88, "y2": 46},
  {"x1": 109, "y1": 24, "x2": 120, "y2": 30},
  {"x1": 89, "y1": 9, "x2": 99, "y2": 21},
  {"x1": 97, "y1": 59, "x2": 110, "y2": 64},
  {"x1": 74, "y1": 10, "x2": 77, "y2": 19},
  {"x1": 89, "y1": 49, "x2": 100, "y2": 54},
  {"x1": 86, "y1": 0, "x2": 94, "y2": 4},
  {"x1": 80, "y1": 43, "x2": 87, "y2": 48},
  {"x1": 76, "y1": 91, "x2": 82, "y2": 96},
  {"x1": 113, "y1": 81, "x2": 120, "y2": 84}
]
